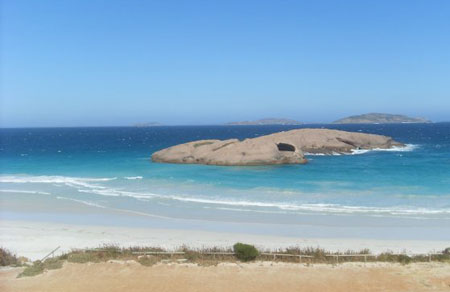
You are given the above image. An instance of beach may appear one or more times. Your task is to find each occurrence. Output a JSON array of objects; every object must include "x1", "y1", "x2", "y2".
[
  {"x1": 3, "y1": 0, "x2": 450, "y2": 290},
  {"x1": 1, "y1": 125, "x2": 449, "y2": 285},
  {"x1": 1, "y1": 220, "x2": 449, "y2": 261},
  {"x1": 2, "y1": 261, "x2": 450, "y2": 292}
]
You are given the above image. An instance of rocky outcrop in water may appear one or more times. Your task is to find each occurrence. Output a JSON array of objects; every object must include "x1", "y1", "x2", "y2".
[
  {"x1": 151, "y1": 129, "x2": 404, "y2": 166},
  {"x1": 333, "y1": 113, "x2": 431, "y2": 124}
]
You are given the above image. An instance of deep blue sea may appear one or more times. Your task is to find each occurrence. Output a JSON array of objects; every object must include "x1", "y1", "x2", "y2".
[{"x1": 1, "y1": 123, "x2": 450, "y2": 229}]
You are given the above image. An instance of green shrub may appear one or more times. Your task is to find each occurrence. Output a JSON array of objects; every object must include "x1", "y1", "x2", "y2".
[
  {"x1": 43, "y1": 258, "x2": 64, "y2": 270},
  {"x1": 17, "y1": 258, "x2": 64, "y2": 278},
  {"x1": 397, "y1": 254, "x2": 411, "y2": 264},
  {"x1": 0, "y1": 248, "x2": 19, "y2": 266},
  {"x1": 137, "y1": 256, "x2": 158, "y2": 266},
  {"x1": 233, "y1": 243, "x2": 258, "y2": 262},
  {"x1": 18, "y1": 261, "x2": 44, "y2": 278}
]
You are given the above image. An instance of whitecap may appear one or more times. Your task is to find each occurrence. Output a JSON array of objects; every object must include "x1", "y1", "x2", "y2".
[{"x1": 124, "y1": 176, "x2": 143, "y2": 180}]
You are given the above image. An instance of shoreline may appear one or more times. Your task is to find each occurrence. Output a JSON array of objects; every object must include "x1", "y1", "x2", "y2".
[{"x1": 1, "y1": 219, "x2": 448, "y2": 260}]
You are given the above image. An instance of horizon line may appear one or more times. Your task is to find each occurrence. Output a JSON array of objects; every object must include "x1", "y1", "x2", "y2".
[{"x1": 1, "y1": 121, "x2": 448, "y2": 130}]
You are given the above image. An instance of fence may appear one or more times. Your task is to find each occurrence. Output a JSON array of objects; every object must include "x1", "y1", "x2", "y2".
[
  {"x1": 325, "y1": 254, "x2": 376, "y2": 264},
  {"x1": 41, "y1": 247, "x2": 447, "y2": 265},
  {"x1": 260, "y1": 253, "x2": 313, "y2": 263}
]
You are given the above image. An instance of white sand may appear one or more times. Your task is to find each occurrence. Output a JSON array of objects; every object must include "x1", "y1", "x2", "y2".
[{"x1": 1, "y1": 220, "x2": 448, "y2": 260}]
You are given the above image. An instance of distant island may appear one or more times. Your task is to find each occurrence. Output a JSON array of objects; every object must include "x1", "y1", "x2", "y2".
[
  {"x1": 333, "y1": 113, "x2": 431, "y2": 124},
  {"x1": 227, "y1": 118, "x2": 302, "y2": 126},
  {"x1": 133, "y1": 122, "x2": 163, "y2": 127}
]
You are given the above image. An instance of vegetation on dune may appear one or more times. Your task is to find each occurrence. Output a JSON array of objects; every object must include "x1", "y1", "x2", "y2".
[
  {"x1": 378, "y1": 253, "x2": 412, "y2": 265},
  {"x1": 0, "y1": 248, "x2": 19, "y2": 266},
  {"x1": 9, "y1": 244, "x2": 450, "y2": 278},
  {"x1": 233, "y1": 243, "x2": 259, "y2": 262},
  {"x1": 67, "y1": 245, "x2": 123, "y2": 263},
  {"x1": 18, "y1": 258, "x2": 63, "y2": 278}
]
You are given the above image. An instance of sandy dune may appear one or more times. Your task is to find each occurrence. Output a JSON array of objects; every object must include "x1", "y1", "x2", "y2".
[
  {"x1": 1, "y1": 261, "x2": 449, "y2": 292},
  {"x1": 3, "y1": 220, "x2": 449, "y2": 261}
]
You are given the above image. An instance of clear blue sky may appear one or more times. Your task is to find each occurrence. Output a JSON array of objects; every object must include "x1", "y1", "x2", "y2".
[{"x1": 1, "y1": 0, "x2": 449, "y2": 127}]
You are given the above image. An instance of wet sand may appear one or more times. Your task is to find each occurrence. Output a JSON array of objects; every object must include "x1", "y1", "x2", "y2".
[{"x1": 1, "y1": 261, "x2": 449, "y2": 292}]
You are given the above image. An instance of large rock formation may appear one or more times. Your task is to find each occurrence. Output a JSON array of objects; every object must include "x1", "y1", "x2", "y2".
[{"x1": 151, "y1": 129, "x2": 404, "y2": 166}]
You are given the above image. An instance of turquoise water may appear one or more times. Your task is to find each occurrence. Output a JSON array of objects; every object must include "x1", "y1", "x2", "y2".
[{"x1": 1, "y1": 123, "x2": 450, "y2": 228}]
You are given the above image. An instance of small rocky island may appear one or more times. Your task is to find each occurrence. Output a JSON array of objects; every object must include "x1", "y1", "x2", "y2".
[
  {"x1": 333, "y1": 113, "x2": 430, "y2": 124},
  {"x1": 152, "y1": 129, "x2": 404, "y2": 166},
  {"x1": 227, "y1": 118, "x2": 302, "y2": 125}
]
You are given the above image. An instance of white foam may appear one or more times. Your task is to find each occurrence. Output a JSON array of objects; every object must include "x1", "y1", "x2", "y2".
[
  {"x1": 350, "y1": 144, "x2": 418, "y2": 155},
  {"x1": 0, "y1": 189, "x2": 51, "y2": 195},
  {"x1": 0, "y1": 175, "x2": 116, "y2": 189},
  {"x1": 304, "y1": 152, "x2": 341, "y2": 156},
  {"x1": 350, "y1": 149, "x2": 371, "y2": 155},
  {"x1": 124, "y1": 176, "x2": 143, "y2": 180},
  {"x1": 2, "y1": 174, "x2": 447, "y2": 218},
  {"x1": 76, "y1": 187, "x2": 450, "y2": 217},
  {"x1": 78, "y1": 189, "x2": 120, "y2": 197},
  {"x1": 305, "y1": 144, "x2": 418, "y2": 156}
]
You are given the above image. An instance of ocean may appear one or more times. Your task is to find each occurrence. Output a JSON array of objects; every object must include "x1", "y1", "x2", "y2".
[{"x1": 1, "y1": 123, "x2": 450, "y2": 240}]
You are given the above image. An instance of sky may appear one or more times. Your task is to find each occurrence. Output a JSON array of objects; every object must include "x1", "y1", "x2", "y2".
[{"x1": 1, "y1": 0, "x2": 449, "y2": 127}]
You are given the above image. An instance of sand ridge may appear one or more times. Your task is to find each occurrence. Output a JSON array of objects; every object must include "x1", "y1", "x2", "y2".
[{"x1": 1, "y1": 261, "x2": 449, "y2": 292}]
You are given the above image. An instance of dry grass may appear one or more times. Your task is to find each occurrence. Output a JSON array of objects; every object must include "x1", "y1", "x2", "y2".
[{"x1": 0, "y1": 248, "x2": 19, "y2": 267}]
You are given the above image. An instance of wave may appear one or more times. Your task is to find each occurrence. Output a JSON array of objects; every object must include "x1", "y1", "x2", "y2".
[
  {"x1": 0, "y1": 189, "x2": 51, "y2": 195},
  {"x1": 305, "y1": 144, "x2": 418, "y2": 156},
  {"x1": 76, "y1": 186, "x2": 450, "y2": 217},
  {"x1": 2, "y1": 174, "x2": 448, "y2": 217},
  {"x1": 0, "y1": 175, "x2": 116, "y2": 189},
  {"x1": 124, "y1": 176, "x2": 143, "y2": 180},
  {"x1": 351, "y1": 144, "x2": 418, "y2": 155}
]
